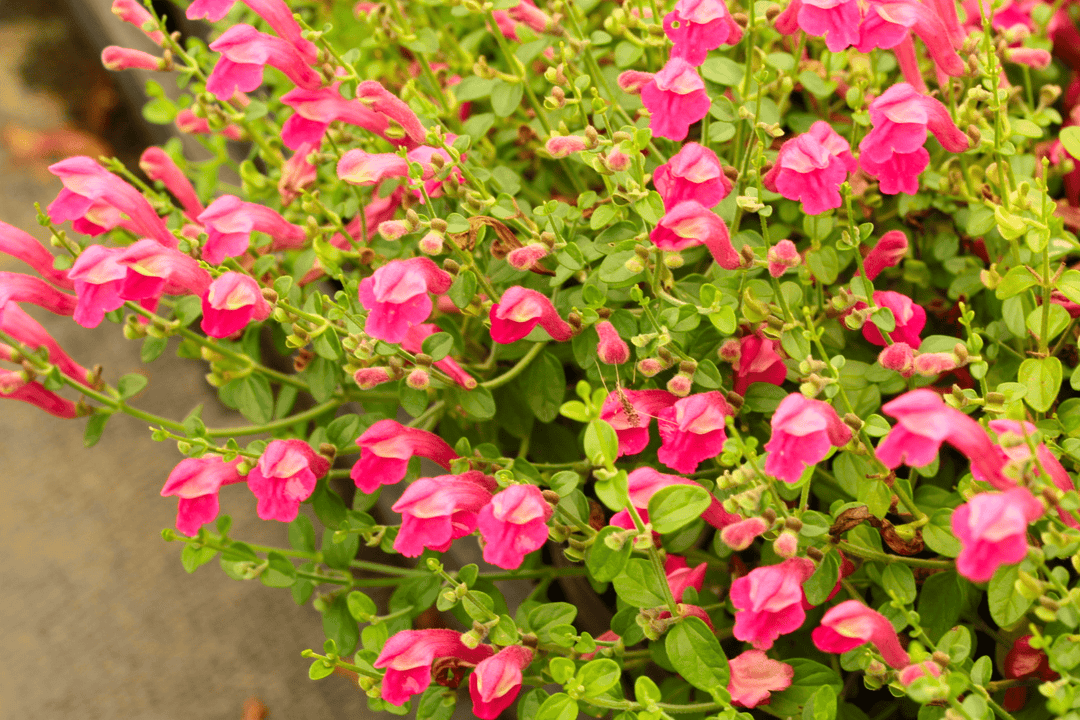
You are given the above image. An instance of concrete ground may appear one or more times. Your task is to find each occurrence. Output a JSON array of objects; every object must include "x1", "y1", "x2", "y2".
[{"x1": 0, "y1": 7, "x2": 368, "y2": 719}]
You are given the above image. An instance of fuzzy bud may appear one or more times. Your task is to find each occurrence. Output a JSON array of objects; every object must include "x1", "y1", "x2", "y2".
[
  {"x1": 666, "y1": 373, "x2": 693, "y2": 397},
  {"x1": 353, "y1": 367, "x2": 392, "y2": 389},
  {"x1": 720, "y1": 516, "x2": 769, "y2": 550},
  {"x1": 507, "y1": 243, "x2": 549, "y2": 270},
  {"x1": 878, "y1": 342, "x2": 915, "y2": 376},
  {"x1": 638, "y1": 358, "x2": 664, "y2": 377},
  {"x1": 913, "y1": 352, "x2": 959, "y2": 377},
  {"x1": 419, "y1": 231, "x2": 445, "y2": 255},
  {"x1": 406, "y1": 368, "x2": 430, "y2": 389},
  {"x1": 773, "y1": 531, "x2": 798, "y2": 558},
  {"x1": 718, "y1": 339, "x2": 741, "y2": 364},
  {"x1": 767, "y1": 239, "x2": 801, "y2": 277},
  {"x1": 377, "y1": 220, "x2": 410, "y2": 240},
  {"x1": 605, "y1": 150, "x2": 631, "y2": 172},
  {"x1": 596, "y1": 321, "x2": 630, "y2": 365},
  {"x1": 546, "y1": 135, "x2": 588, "y2": 158},
  {"x1": 616, "y1": 70, "x2": 654, "y2": 94}
]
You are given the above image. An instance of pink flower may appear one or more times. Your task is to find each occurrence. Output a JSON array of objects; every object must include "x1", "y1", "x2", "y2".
[
  {"x1": 1006, "y1": 47, "x2": 1052, "y2": 69},
  {"x1": 47, "y1": 156, "x2": 176, "y2": 247},
  {"x1": 764, "y1": 393, "x2": 852, "y2": 483},
  {"x1": 506, "y1": 244, "x2": 549, "y2": 271},
  {"x1": 67, "y1": 245, "x2": 128, "y2": 328},
  {"x1": 489, "y1": 286, "x2": 574, "y2": 344},
  {"x1": 624, "y1": 466, "x2": 740, "y2": 529},
  {"x1": 401, "y1": 323, "x2": 476, "y2": 389},
  {"x1": 734, "y1": 333, "x2": 786, "y2": 396},
  {"x1": 175, "y1": 109, "x2": 244, "y2": 140},
  {"x1": 663, "y1": 0, "x2": 743, "y2": 65},
  {"x1": 375, "y1": 629, "x2": 494, "y2": 706},
  {"x1": 1003, "y1": 635, "x2": 1058, "y2": 711},
  {"x1": 101, "y1": 46, "x2": 164, "y2": 71},
  {"x1": 812, "y1": 600, "x2": 911, "y2": 668},
  {"x1": 878, "y1": 342, "x2": 916, "y2": 376},
  {"x1": 860, "y1": 291, "x2": 926, "y2": 347},
  {"x1": 477, "y1": 484, "x2": 553, "y2": 569},
  {"x1": 391, "y1": 471, "x2": 497, "y2": 557},
  {"x1": 862, "y1": 230, "x2": 908, "y2": 280},
  {"x1": 280, "y1": 85, "x2": 385, "y2": 148},
  {"x1": 728, "y1": 650, "x2": 794, "y2": 707},
  {"x1": 767, "y1": 240, "x2": 801, "y2": 277},
  {"x1": 160, "y1": 456, "x2": 245, "y2": 535},
  {"x1": 858, "y1": 0, "x2": 966, "y2": 81},
  {"x1": 329, "y1": 187, "x2": 405, "y2": 248},
  {"x1": 640, "y1": 57, "x2": 711, "y2": 141},
  {"x1": 117, "y1": 239, "x2": 213, "y2": 302},
  {"x1": 664, "y1": 555, "x2": 707, "y2": 602},
  {"x1": 355, "y1": 80, "x2": 428, "y2": 149},
  {"x1": 0, "y1": 371, "x2": 79, "y2": 418},
  {"x1": 545, "y1": 136, "x2": 588, "y2": 157},
  {"x1": 600, "y1": 388, "x2": 678, "y2": 456},
  {"x1": 493, "y1": 0, "x2": 552, "y2": 39},
  {"x1": 350, "y1": 419, "x2": 458, "y2": 494},
  {"x1": 876, "y1": 389, "x2": 1008, "y2": 486},
  {"x1": 198, "y1": 195, "x2": 307, "y2": 265},
  {"x1": 0, "y1": 220, "x2": 75, "y2": 291},
  {"x1": 246, "y1": 440, "x2": 330, "y2": 522},
  {"x1": 763, "y1": 121, "x2": 857, "y2": 215},
  {"x1": 653, "y1": 142, "x2": 732, "y2": 209},
  {"x1": 205, "y1": 24, "x2": 321, "y2": 101},
  {"x1": 651, "y1": 201, "x2": 740, "y2": 269},
  {"x1": 358, "y1": 257, "x2": 452, "y2": 343},
  {"x1": 0, "y1": 272, "x2": 78, "y2": 319},
  {"x1": 617, "y1": 70, "x2": 655, "y2": 94},
  {"x1": 112, "y1": 0, "x2": 166, "y2": 44},
  {"x1": 188, "y1": 0, "x2": 318, "y2": 61},
  {"x1": 775, "y1": 0, "x2": 862, "y2": 51},
  {"x1": 898, "y1": 661, "x2": 943, "y2": 686},
  {"x1": 720, "y1": 516, "x2": 770, "y2": 550},
  {"x1": 140, "y1": 147, "x2": 204, "y2": 221},
  {"x1": 595, "y1": 321, "x2": 630, "y2": 364},
  {"x1": 200, "y1": 272, "x2": 271, "y2": 338},
  {"x1": 278, "y1": 142, "x2": 319, "y2": 206},
  {"x1": 1, "y1": 304, "x2": 90, "y2": 385},
  {"x1": 353, "y1": 367, "x2": 392, "y2": 389},
  {"x1": 469, "y1": 646, "x2": 534, "y2": 720},
  {"x1": 952, "y1": 487, "x2": 1043, "y2": 582},
  {"x1": 657, "y1": 391, "x2": 733, "y2": 474},
  {"x1": 336, "y1": 150, "x2": 409, "y2": 186},
  {"x1": 730, "y1": 558, "x2": 816, "y2": 649}
]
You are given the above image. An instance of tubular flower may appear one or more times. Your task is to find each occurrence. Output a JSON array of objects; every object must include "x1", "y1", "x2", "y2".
[
  {"x1": 67, "y1": 244, "x2": 129, "y2": 328},
  {"x1": 775, "y1": 0, "x2": 862, "y2": 51},
  {"x1": 651, "y1": 201, "x2": 740, "y2": 269},
  {"x1": 654, "y1": 142, "x2": 733, "y2": 209},
  {"x1": 47, "y1": 156, "x2": 176, "y2": 247},
  {"x1": 493, "y1": 0, "x2": 552, "y2": 40},
  {"x1": 664, "y1": 555, "x2": 707, "y2": 602},
  {"x1": 600, "y1": 388, "x2": 678, "y2": 456},
  {"x1": 1003, "y1": 636, "x2": 1058, "y2": 712},
  {"x1": 197, "y1": 195, "x2": 307, "y2": 265},
  {"x1": 0, "y1": 371, "x2": 79, "y2": 419},
  {"x1": 358, "y1": 257, "x2": 453, "y2": 343},
  {"x1": 764, "y1": 393, "x2": 852, "y2": 483},
  {"x1": 246, "y1": 440, "x2": 330, "y2": 522},
  {"x1": 876, "y1": 389, "x2": 1008, "y2": 487},
  {"x1": 329, "y1": 187, "x2": 405, "y2": 248},
  {"x1": 859, "y1": 290, "x2": 926, "y2": 347},
  {"x1": 0, "y1": 305, "x2": 91, "y2": 385},
  {"x1": 175, "y1": 109, "x2": 244, "y2": 140},
  {"x1": 355, "y1": 80, "x2": 428, "y2": 149},
  {"x1": 730, "y1": 558, "x2": 816, "y2": 649},
  {"x1": 477, "y1": 484, "x2": 553, "y2": 569},
  {"x1": 640, "y1": 57, "x2": 711, "y2": 141},
  {"x1": 375, "y1": 629, "x2": 494, "y2": 706},
  {"x1": 489, "y1": 286, "x2": 574, "y2": 343},
  {"x1": 595, "y1": 321, "x2": 631, "y2": 365},
  {"x1": 857, "y1": 0, "x2": 966, "y2": 81},
  {"x1": 116, "y1": 239, "x2": 213, "y2": 302},
  {"x1": 625, "y1": 466, "x2": 740, "y2": 529},
  {"x1": 720, "y1": 516, "x2": 771, "y2": 550},
  {"x1": 111, "y1": 0, "x2": 166, "y2": 44},
  {"x1": 188, "y1": 0, "x2": 317, "y2": 61},
  {"x1": 762, "y1": 121, "x2": 857, "y2": 215},
  {"x1": 878, "y1": 341, "x2": 916, "y2": 376},
  {"x1": 278, "y1": 142, "x2": 318, "y2": 206},
  {"x1": 391, "y1": 471, "x2": 497, "y2": 557},
  {"x1": 0, "y1": 272, "x2": 78, "y2": 319},
  {"x1": 140, "y1": 147, "x2": 204, "y2": 220},
  {"x1": 101, "y1": 46, "x2": 165, "y2": 72},
  {"x1": 279, "y1": 85, "x2": 388, "y2": 149},
  {"x1": 663, "y1": 0, "x2": 743, "y2": 66},
  {"x1": 469, "y1": 646, "x2": 534, "y2": 720},
  {"x1": 160, "y1": 456, "x2": 245, "y2": 536},
  {"x1": 862, "y1": 230, "x2": 909, "y2": 280},
  {"x1": 336, "y1": 150, "x2": 409, "y2": 186},
  {"x1": 401, "y1": 323, "x2": 477, "y2": 389},
  {"x1": 734, "y1": 332, "x2": 786, "y2": 395},
  {"x1": 350, "y1": 419, "x2": 458, "y2": 494},
  {"x1": 812, "y1": 600, "x2": 911, "y2": 668},
  {"x1": 545, "y1": 135, "x2": 588, "y2": 157},
  {"x1": 205, "y1": 24, "x2": 321, "y2": 101},
  {"x1": 728, "y1": 650, "x2": 794, "y2": 707},
  {"x1": 0, "y1": 221, "x2": 75, "y2": 290},
  {"x1": 506, "y1": 244, "x2": 549, "y2": 271},
  {"x1": 767, "y1": 240, "x2": 801, "y2": 277},
  {"x1": 952, "y1": 487, "x2": 1044, "y2": 582},
  {"x1": 200, "y1": 272, "x2": 272, "y2": 338},
  {"x1": 657, "y1": 391, "x2": 733, "y2": 474}
]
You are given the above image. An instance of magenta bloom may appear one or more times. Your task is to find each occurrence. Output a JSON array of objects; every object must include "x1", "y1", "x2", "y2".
[
  {"x1": 175, "y1": 109, "x2": 244, "y2": 140},
  {"x1": 350, "y1": 419, "x2": 458, "y2": 494},
  {"x1": 862, "y1": 230, "x2": 908, "y2": 280},
  {"x1": 776, "y1": 0, "x2": 862, "y2": 51},
  {"x1": 657, "y1": 391, "x2": 733, "y2": 474},
  {"x1": 200, "y1": 272, "x2": 272, "y2": 338},
  {"x1": 358, "y1": 257, "x2": 452, "y2": 343},
  {"x1": 979, "y1": 420, "x2": 1078, "y2": 528},
  {"x1": 246, "y1": 439, "x2": 330, "y2": 522},
  {"x1": 489, "y1": 286, "x2": 574, "y2": 344},
  {"x1": 720, "y1": 516, "x2": 770, "y2": 550},
  {"x1": 952, "y1": 487, "x2": 1043, "y2": 583},
  {"x1": 763, "y1": 121, "x2": 856, "y2": 215},
  {"x1": 197, "y1": 195, "x2": 307, "y2": 265},
  {"x1": 730, "y1": 557, "x2": 816, "y2": 649},
  {"x1": 764, "y1": 393, "x2": 852, "y2": 483},
  {"x1": 654, "y1": 142, "x2": 732, "y2": 209},
  {"x1": 401, "y1": 323, "x2": 476, "y2": 389},
  {"x1": 112, "y1": 0, "x2": 166, "y2": 44},
  {"x1": 188, "y1": 0, "x2": 317, "y2": 61},
  {"x1": 665, "y1": 555, "x2": 707, "y2": 602},
  {"x1": 734, "y1": 333, "x2": 786, "y2": 395},
  {"x1": 0, "y1": 220, "x2": 75, "y2": 291},
  {"x1": 355, "y1": 80, "x2": 428, "y2": 149},
  {"x1": 728, "y1": 650, "x2": 794, "y2": 707},
  {"x1": 205, "y1": 24, "x2": 321, "y2": 101},
  {"x1": 858, "y1": 0, "x2": 966, "y2": 81},
  {"x1": 767, "y1": 239, "x2": 801, "y2": 277},
  {"x1": 337, "y1": 150, "x2": 409, "y2": 186},
  {"x1": 812, "y1": 600, "x2": 911, "y2": 668},
  {"x1": 116, "y1": 239, "x2": 213, "y2": 301},
  {"x1": 67, "y1": 245, "x2": 128, "y2": 328},
  {"x1": 391, "y1": 471, "x2": 497, "y2": 557},
  {"x1": 278, "y1": 142, "x2": 318, "y2": 206},
  {"x1": 640, "y1": 57, "x2": 711, "y2": 142},
  {"x1": 47, "y1": 156, "x2": 176, "y2": 247},
  {"x1": 1, "y1": 304, "x2": 90, "y2": 385},
  {"x1": 101, "y1": 46, "x2": 164, "y2": 71},
  {"x1": 859, "y1": 290, "x2": 925, "y2": 347},
  {"x1": 595, "y1": 321, "x2": 630, "y2": 365},
  {"x1": 375, "y1": 629, "x2": 494, "y2": 706},
  {"x1": 140, "y1": 147, "x2": 204, "y2": 221},
  {"x1": 663, "y1": 0, "x2": 742, "y2": 66},
  {"x1": 0, "y1": 272, "x2": 78, "y2": 319},
  {"x1": 651, "y1": 201, "x2": 740, "y2": 269},
  {"x1": 0, "y1": 371, "x2": 79, "y2": 418},
  {"x1": 477, "y1": 484, "x2": 553, "y2": 569},
  {"x1": 469, "y1": 646, "x2": 534, "y2": 720},
  {"x1": 600, "y1": 388, "x2": 677, "y2": 456},
  {"x1": 160, "y1": 456, "x2": 245, "y2": 535},
  {"x1": 625, "y1": 466, "x2": 740, "y2": 529}
]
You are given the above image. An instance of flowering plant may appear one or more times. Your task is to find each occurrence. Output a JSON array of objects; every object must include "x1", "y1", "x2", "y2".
[{"x1": 5, "y1": 0, "x2": 1080, "y2": 717}]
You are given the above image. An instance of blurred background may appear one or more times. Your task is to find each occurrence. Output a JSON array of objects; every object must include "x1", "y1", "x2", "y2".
[{"x1": 0, "y1": 0, "x2": 368, "y2": 716}]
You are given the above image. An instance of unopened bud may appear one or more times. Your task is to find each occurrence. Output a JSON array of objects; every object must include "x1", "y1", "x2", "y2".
[
  {"x1": 638, "y1": 358, "x2": 664, "y2": 377},
  {"x1": 718, "y1": 339, "x2": 741, "y2": 363},
  {"x1": 667, "y1": 373, "x2": 693, "y2": 396},
  {"x1": 419, "y1": 231, "x2": 445, "y2": 255},
  {"x1": 377, "y1": 220, "x2": 410, "y2": 240},
  {"x1": 773, "y1": 531, "x2": 798, "y2": 558}
]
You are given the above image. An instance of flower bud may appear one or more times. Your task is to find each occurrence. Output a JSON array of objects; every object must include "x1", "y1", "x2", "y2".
[
  {"x1": 720, "y1": 516, "x2": 769, "y2": 550},
  {"x1": 419, "y1": 231, "x2": 445, "y2": 255},
  {"x1": 878, "y1": 342, "x2": 915, "y2": 376},
  {"x1": 377, "y1": 220, "x2": 410, "y2": 240},
  {"x1": 718, "y1": 339, "x2": 741, "y2": 364},
  {"x1": 605, "y1": 150, "x2": 631, "y2": 172},
  {"x1": 596, "y1": 321, "x2": 630, "y2": 365},
  {"x1": 546, "y1": 135, "x2": 588, "y2": 157},
  {"x1": 507, "y1": 243, "x2": 549, "y2": 270},
  {"x1": 913, "y1": 352, "x2": 958, "y2": 377},
  {"x1": 773, "y1": 531, "x2": 798, "y2": 558},
  {"x1": 767, "y1": 239, "x2": 801, "y2": 277},
  {"x1": 638, "y1": 358, "x2": 664, "y2": 376},
  {"x1": 353, "y1": 367, "x2": 392, "y2": 389},
  {"x1": 666, "y1": 373, "x2": 693, "y2": 397}
]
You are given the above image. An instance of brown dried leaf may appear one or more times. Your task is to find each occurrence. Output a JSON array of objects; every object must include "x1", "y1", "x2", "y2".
[{"x1": 830, "y1": 505, "x2": 871, "y2": 537}]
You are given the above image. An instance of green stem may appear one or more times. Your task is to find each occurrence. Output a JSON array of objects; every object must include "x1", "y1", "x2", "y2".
[
  {"x1": 481, "y1": 342, "x2": 547, "y2": 389},
  {"x1": 839, "y1": 540, "x2": 952, "y2": 569},
  {"x1": 206, "y1": 399, "x2": 342, "y2": 437}
]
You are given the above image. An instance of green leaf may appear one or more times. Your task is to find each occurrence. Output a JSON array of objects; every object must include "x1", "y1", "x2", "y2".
[
  {"x1": 665, "y1": 617, "x2": 730, "y2": 701},
  {"x1": 347, "y1": 591, "x2": 378, "y2": 621},
  {"x1": 995, "y1": 266, "x2": 1039, "y2": 299},
  {"x1": 416, "y1": 685, "x2": 455, "y2": 720},
  {"x1": 289, "y1": 515, "x2": 317, "y2": 553},
  {"x1": 584, "y1": 419, "x2": 619, "y2": 468},
  {"x1": 181, "y1": 543, "x2": 218, "y2": 573},
  {"x1": 804, "y1": 549, "x2": 841, "y2": 606},
  {"x1": 230, "y1": 374, "x2": 274, "y2": 424},
  {"x1": 803, "y1": 685, "x2": 838, "y2": 720},
  {"x1": 312, "y1": 480, "x2": 347, "y2": 529},
  {"x1": 321, "y1": 592, "x2": 359, "y2": 656},
  {"x1": 612, "y1": 558, "x2": 667, "y2": 607},
  {"x1": 308, "y1": 658, "x2": 335, "y2": 680},
  {"x1": 881, "y1": 564, "x2": 916, "y2": 604},
  {"x1": 173, "y1": 295, "x2": 202, "y2": 327},
  {"x1": 117, "y1": 373, "x2": 148, "y2": 400},
  {"x1": 141, "y1": 336, "x2": 167, "y2": 362},
  {"x1": 421, "y1": 332, "x2": 455, "y2": 362},
  {"x1": 770, "y1": 660, "x2": 843, "y2": 717},
  {"x1": 1059, "y1": 269, "x2": 1080, "y2": 304},
  {"x1": 528, "y1": 602, "x2": 578, "y2": 641},
  {"x1": 535, "y1": 693, "x2": 578, "y2": 720},
  {"x1": 988, "y1": 563, "x2": 1032, "y2": 627},
  {"x1": 917, "y1": 571, "x2": 963, "y2": 642},
  {"x1": 1018, "y1": 357, "x2": 1062, "y2": 413},
  {"x1": 647, "y1": 484, "x2": 711, "y2": 534},
  {"x1": 1060, "y1": 126, "x2": 1080, "y2": 160},
  {"x1": 700, "y1": 56, "x2": 743, "y2": 86},
  {"x1": 923, "y1": 508, "x2": 961, "y2": 557},
  {"x1": 447, "y1": 270, "x2": 478, "y2": 309},
  {"x1": 304, "y1": 356, "x2": 342, "y2": 403},
  {"x1": 322, "y1": 527, "x2": 360, "y2": 571},
  {"x1": 577, "y1": 659, "x2": 621, "y2": 695},
  {"x1": 491, "y1": 80, "x2": 525, "y2": 117},
  {"x1": 84, "y1": 412, "x2": 110, "y2": 448},
  {"x1": 587, "y1": 526, "x2": 631, "y2": 582},
  {"x1": 458, "y1": 385, "x2": 496, "y2": 421},
  {"x1": 522, "y1": 351, "x2": 566, "y2": 423}
]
